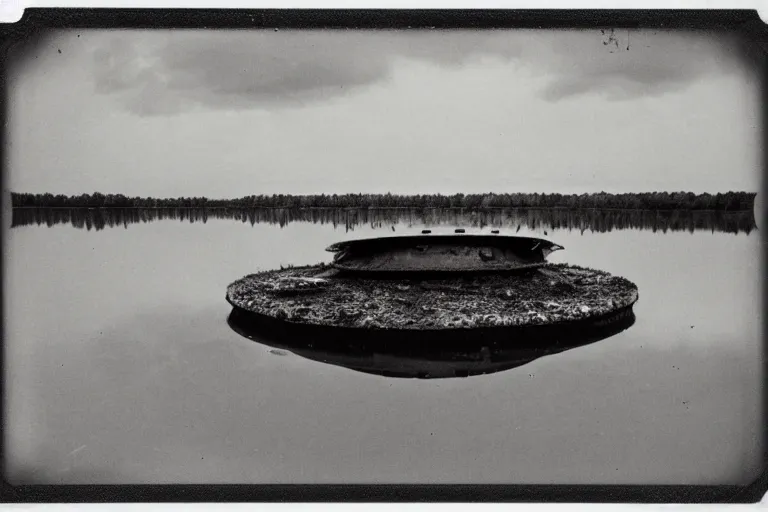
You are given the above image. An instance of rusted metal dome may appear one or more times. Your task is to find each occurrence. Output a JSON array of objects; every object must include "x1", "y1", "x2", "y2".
[{"x1": 325, "y1": 234, "x2": 564, "y2": 276}]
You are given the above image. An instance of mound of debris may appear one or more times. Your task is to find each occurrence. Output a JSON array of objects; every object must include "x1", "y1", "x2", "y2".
[{"x1": 226, "y1": 263, "x2": 639, "y2": 330}]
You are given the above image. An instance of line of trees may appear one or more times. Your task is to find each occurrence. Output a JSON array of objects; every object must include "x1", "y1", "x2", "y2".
[{"x1": 10, "y1": 191, "x2": 756, "y2": 211}]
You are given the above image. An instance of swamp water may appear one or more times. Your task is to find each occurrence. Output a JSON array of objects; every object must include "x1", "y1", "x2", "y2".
[{"x1": 5, "y1": 207, "x2": 763, "y2": 484}]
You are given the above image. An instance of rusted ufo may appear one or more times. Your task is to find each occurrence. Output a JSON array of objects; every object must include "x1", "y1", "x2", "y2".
[{"x1": 225, "y1": 232, "x2": 639, "y2": 351}]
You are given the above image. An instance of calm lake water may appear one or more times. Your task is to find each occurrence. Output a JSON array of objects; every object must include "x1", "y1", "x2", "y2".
[{"x1": 5, "y1": 208, "x2": 763, "y2": 484}]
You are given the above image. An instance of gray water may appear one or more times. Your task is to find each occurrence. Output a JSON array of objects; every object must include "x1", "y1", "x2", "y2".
[{"x1": 4, "y1": 210, "x2": 763, "y2": 484}]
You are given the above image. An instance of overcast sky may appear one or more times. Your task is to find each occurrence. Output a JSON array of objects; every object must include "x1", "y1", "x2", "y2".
[{"x1": 5, "y1": 28, "x2": 762, "y2": 197}]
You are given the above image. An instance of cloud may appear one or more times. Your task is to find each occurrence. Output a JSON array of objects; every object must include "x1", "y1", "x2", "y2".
[
  {"x1": 83, "y1": 28, "x2": 752, "y2": 116},
  {"x1": 87, "y1": 29, "x2": 524, "y2": 116},
  {"x1": 537, "y1": 30, "x2": 754, "y2": 102}
]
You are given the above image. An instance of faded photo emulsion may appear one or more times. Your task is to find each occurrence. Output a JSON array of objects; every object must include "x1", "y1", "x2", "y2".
[{"x1": 4, "y1": 28, "x2": 763, "y2": 485}]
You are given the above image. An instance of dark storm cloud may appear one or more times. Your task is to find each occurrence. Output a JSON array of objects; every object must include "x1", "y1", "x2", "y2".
[
  {"x1": 538, "y1": 30, "x2": 754, "y2": 102},
  {"x1": 86, "y1": 29, "x2": 749, "y2": 116},
  {"x1": 89, "y1": 29, "x2": 524, "y2": 116}
]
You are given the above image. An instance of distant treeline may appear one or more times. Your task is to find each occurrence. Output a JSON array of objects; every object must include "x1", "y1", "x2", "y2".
[{"x1": 11, "y1": 191, "x2": 756, "y2": 211}]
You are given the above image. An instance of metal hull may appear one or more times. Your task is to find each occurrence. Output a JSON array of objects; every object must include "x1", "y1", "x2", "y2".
[{"x1": 326, "y1": 234, "x2": 564, "y2": 275}]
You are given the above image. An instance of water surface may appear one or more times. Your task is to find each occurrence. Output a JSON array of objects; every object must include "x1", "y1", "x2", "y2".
[{"x1": 5, "y1": 208, "x2": 762, "y2": 484}]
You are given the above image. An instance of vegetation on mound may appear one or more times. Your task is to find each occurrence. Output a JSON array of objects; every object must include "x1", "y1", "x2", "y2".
[{"x1": 226, "y1": 263, "x2": 638, "y2": 330}]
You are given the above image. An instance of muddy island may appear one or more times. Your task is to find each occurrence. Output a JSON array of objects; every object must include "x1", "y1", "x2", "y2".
[{"x1": 225, "y1": 234, "x2": 638, "y2": 348}]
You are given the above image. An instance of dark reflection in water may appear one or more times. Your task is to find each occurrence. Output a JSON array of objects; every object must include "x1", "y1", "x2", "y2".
[
  {"x1": 226, "y1": 307, "x2": 637, "y2": 379},
  {"x1": 10, "y1": 207, "x2": 757, "y2": 234}
]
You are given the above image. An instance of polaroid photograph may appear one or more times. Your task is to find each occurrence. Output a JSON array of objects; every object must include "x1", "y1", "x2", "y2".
[{"x1": 1, "y1": 6, "x2": 765, "y2": 504}]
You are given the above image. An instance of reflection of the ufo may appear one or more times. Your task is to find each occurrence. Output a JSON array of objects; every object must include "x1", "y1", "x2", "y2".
[{"x1": 226, "y1": 307, "x2": 636, "y2": 379}]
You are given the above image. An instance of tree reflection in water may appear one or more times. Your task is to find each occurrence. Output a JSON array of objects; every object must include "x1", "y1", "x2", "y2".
[{"x1": 10, "y1": 207, "x2": 758, "y2": 235}]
